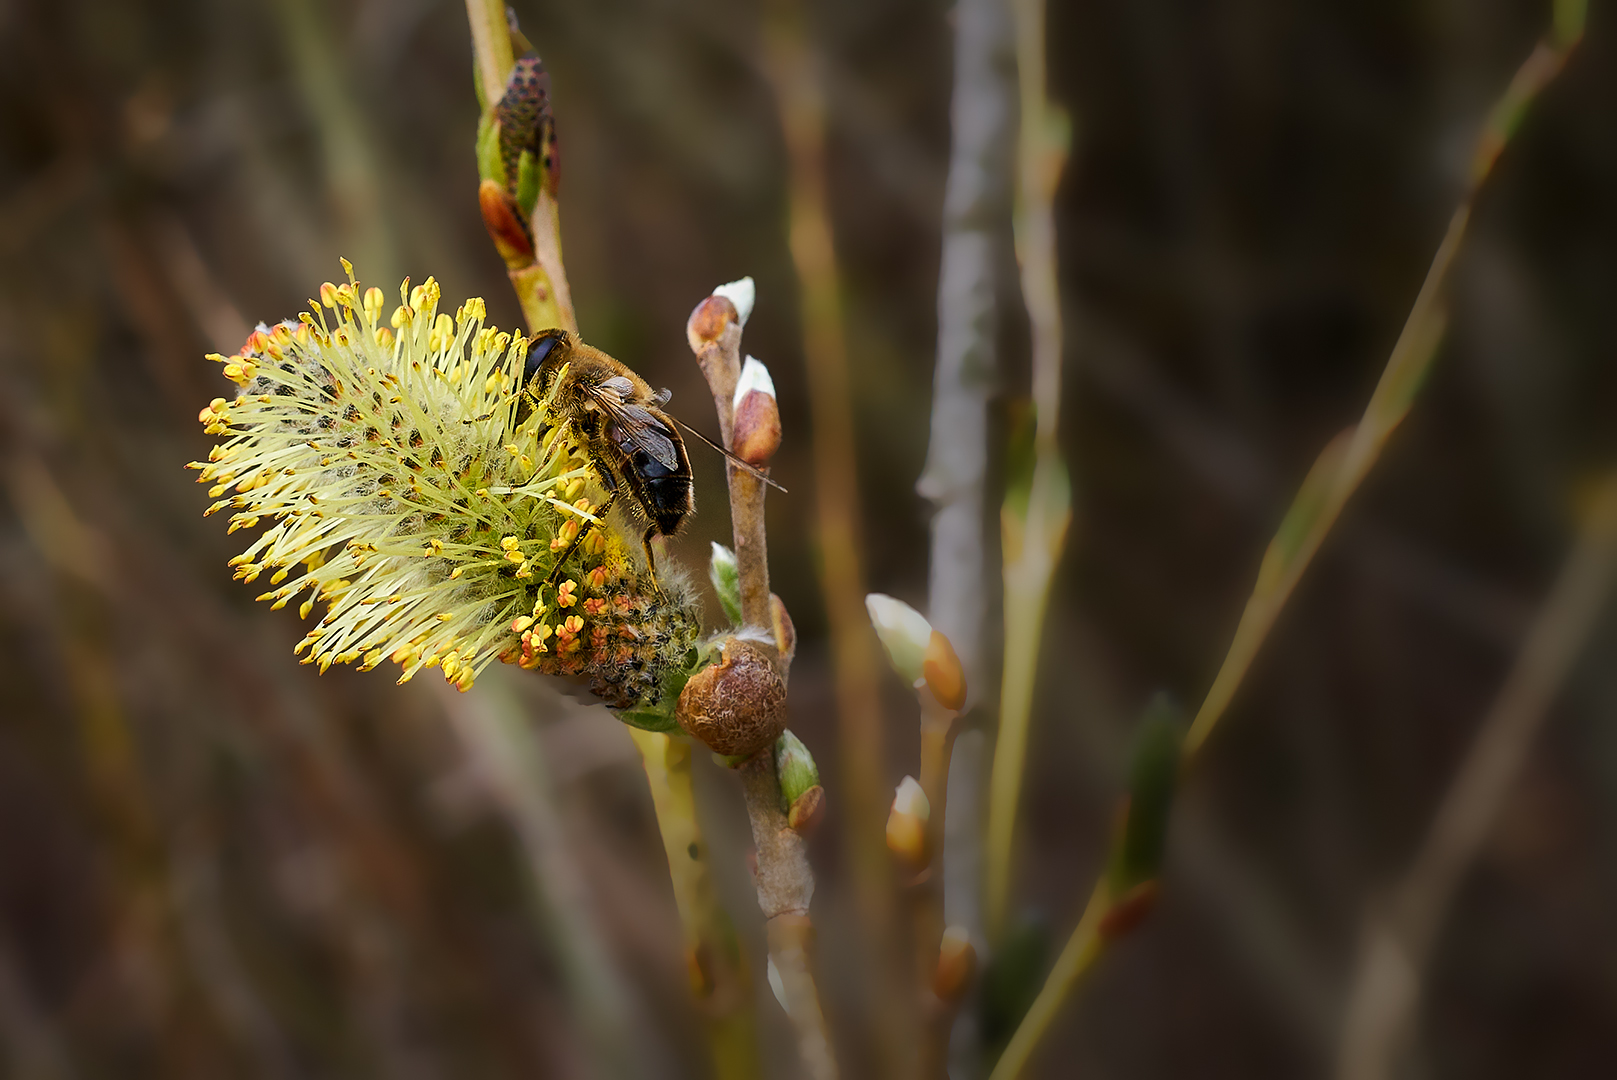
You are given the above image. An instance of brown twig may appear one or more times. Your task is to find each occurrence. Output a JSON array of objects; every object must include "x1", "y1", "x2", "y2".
[
  {"x1": 687, "y1": 298, "x2": 770, "y2": 628},
  {"x1": 688, "y1": 286, "x2": 837, "y2": 1079},
  {"x1": 912, "y1": 686, "x2": 961, "y2": 1078}
]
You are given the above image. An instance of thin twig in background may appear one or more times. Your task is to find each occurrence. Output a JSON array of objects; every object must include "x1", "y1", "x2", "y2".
[
  {"x1": 762, "y1": 0, "x2": 903, "y2": 1066},
  {"x1": 986, "y1": 13, "x2": 1587, "y2": 1077},
  {"x1": 277, "y1": 0, "x2": 401, "y2": 285},
  {"x1": 1335, "y1": 470, "x2": 1617, "y2": 1080},
  {"x1": 1182, "y1": 17, "x2": 1586, "y2": 760},
  {"x1": 918, "y1": 0, "x2": 1016, "y2": 1002},
  {"x1": 688, "y1": 284, "x2": 838, "y2": 1080},
  {"x1": 984, "y1": 0, "x2": 1073, "y2": 943}
]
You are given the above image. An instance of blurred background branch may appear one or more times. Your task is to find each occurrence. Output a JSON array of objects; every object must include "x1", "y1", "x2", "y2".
[
  {"x1": 987, "y1": 11, "x2": 1588, "y2": 1076},
  {"x1": 984, "y1": 0, "x2": 1073, "y2": 944},
  {"x1": 918, "y1": 0, "x2": 1015, "y2": 1031},
  {"x1": 1335, "y1": 468, "x2": 1617, "y2": 1080}
]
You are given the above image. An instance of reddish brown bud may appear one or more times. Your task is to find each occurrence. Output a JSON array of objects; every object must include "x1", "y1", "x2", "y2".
[
  {"x1": 923, "y1": 629, "x2": 967, "y2": 711},
  {"x1": 676, "y1": 636, "x2": 789, "y2": 757},
  {"x1": 731, "y1": 355, "x2": 780, "y2": 465},
  {"x1": 786, "y1": 784, "x2": 824, "y2": 834},
  {"x1": 733, "y1": 393, "x2": 781, "y2": 465},
  {"x1": 1098, "y1": 879, "x2": 1160, "y2": 940},
  {"x1": 769, "y1": 593, "x2": 796, "y2": 664},
  {"x1": 686, "y1": 295, "x2": 737, "y2": 350},
  {"x1": 478, "y1": 179, "x2": 534, "y2": 267},
  {"x1": 932, "y1": 926, "x2": 977, "y2": 1004},
  {"x1": 885, "y1": 776, "x2": 930, "y2": 871}
]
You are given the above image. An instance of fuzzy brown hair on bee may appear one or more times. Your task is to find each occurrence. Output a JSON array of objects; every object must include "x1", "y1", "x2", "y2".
[{"x1": 517, "y1": 329, "x2": 695, "y2": 587}]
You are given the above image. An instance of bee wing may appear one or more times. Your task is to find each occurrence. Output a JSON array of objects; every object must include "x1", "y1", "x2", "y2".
[{"x1": 586, "y1": 383, "x2": 683, "y2": 471}]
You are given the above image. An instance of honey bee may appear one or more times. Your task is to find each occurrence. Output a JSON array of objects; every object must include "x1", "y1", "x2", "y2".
[{"x1": 519, "y1": 328, "x2": 780, "y2": 586}]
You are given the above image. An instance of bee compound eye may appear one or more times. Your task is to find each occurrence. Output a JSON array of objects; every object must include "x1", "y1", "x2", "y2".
[{"x1": 524, "y1": 329, "x2": 569, "y2": 385}]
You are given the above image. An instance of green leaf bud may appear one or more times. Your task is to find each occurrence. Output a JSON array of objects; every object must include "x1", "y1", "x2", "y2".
[
  {"x1": 1109, "y1": 692, "x2": 1184, "y2": 894},
  {"x1": 865, "y1": 593, "x2": 931, "y2": 687},
  {"x1": 710, "y1": 542, "x2": 742, "y2": 626}
]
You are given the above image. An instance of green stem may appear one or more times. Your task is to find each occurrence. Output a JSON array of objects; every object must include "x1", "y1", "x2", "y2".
[
  {"x1": 629, "y1": 729, "x2": 760, "y2": 1080},
  {"x1": 984, "y1": 0, "x2": 1073, "y2": 944},
  {"x1": 463, "y1": 0, "x2": 514, "y2": 108}
]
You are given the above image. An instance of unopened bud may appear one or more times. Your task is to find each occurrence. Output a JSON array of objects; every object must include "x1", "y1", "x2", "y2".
[
  {"x1": 865, "y1": 593, "x2": 931, "y2": 687},
  {"x1": 713, "y1": 277, "x2": 755, "y2": 327},
  {"x1": 1098, "y1": 879, "x2": 1160, "y2": 940},
  {"x1": 923, "y1": 629, "x2": 966, "y2": 711},
  {"x1": 732, "y1": 356, "x2": 781, "y2": 465},
  {"x1": 886, "y1": 775, "x2": 930, "y2": 869},
  {"x1": 787, "y1": 785, "x2": 824, "y2": 834},
  {"x1": 477, "y1": 179, "x2": 535, "y2": 267},
  {"x1": 770, "y1": 593, "x2": 796, "y2": 664},
  {"x1": 775, "y1": 730, "x2": 819, "y2": 808},
  {"x1": 687, "y1": 294, "x2": 738, "y2": 350},
  {"x1": 709, "y1": 542, "x2": 741, "y2": 625},
  {"x1": 676, "y1": 636, "x2": 789, "y2": 758},
  {"x1": 1108, "y1": 692, "x2": 1184, "y2": 894},
  {"x1": 933, "y1": 925, "x2": 977, "y2": 1003}
]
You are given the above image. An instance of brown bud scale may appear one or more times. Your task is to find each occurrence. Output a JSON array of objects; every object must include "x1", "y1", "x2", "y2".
[
  {"x1": 732, "y1": 389, "x2": 782, "y2": 465},
  {"x1": 478, "y1": 179, "x2": 535, "y2": 267},
  {"x1": 686, "y1": 295, "x2": 737, "y2": 349}
]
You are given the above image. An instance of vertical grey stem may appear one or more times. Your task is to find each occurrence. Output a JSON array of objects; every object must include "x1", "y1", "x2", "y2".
[{"x1": 918, "y1": 0, "x2": 1015, "y2": 1021}]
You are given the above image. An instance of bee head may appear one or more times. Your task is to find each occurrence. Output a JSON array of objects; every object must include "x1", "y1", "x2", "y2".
[{"x1": 524, "y1": 328, "x2": 572, "y2": 392}]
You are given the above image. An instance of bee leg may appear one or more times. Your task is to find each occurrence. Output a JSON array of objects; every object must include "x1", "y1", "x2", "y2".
[
  {"x1": 641, "y1": 525, "x2": 666, "y2": 599},
  {"x1": 544, "y1": 492, "x2": 617, "y2": 587}
]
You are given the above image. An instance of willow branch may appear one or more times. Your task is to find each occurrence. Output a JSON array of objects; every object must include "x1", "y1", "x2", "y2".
[
  {"x1": 689, "y1": 284, "x2": 836, "y2": 1079},
  {"x1": 688, "y1": 306, "x2": 771, "y2": 628},
  {"x1": 988, "y1": 19, "x2": 1586, "y2": 1077},
  {"x1": 466, "y1": 2, "x2": 576, "y2": 334},
  {"x1": 464, "y1": 0, "x2": 514, "y2": 108}
]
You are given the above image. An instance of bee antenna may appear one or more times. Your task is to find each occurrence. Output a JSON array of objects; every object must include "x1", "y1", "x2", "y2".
[{"x1": 667, "y1": 416, "x2": 788, "y2": 493}]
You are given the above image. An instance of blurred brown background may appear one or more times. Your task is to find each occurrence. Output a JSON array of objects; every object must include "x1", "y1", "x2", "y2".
[{"x1": 1, "y1": 0, "x2": 1615, "y2": 1077}]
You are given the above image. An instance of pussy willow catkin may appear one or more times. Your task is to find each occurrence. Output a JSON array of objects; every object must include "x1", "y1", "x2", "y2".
[{"x1": 191, "y1": 263, "x2": 697, "y2": 705}]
